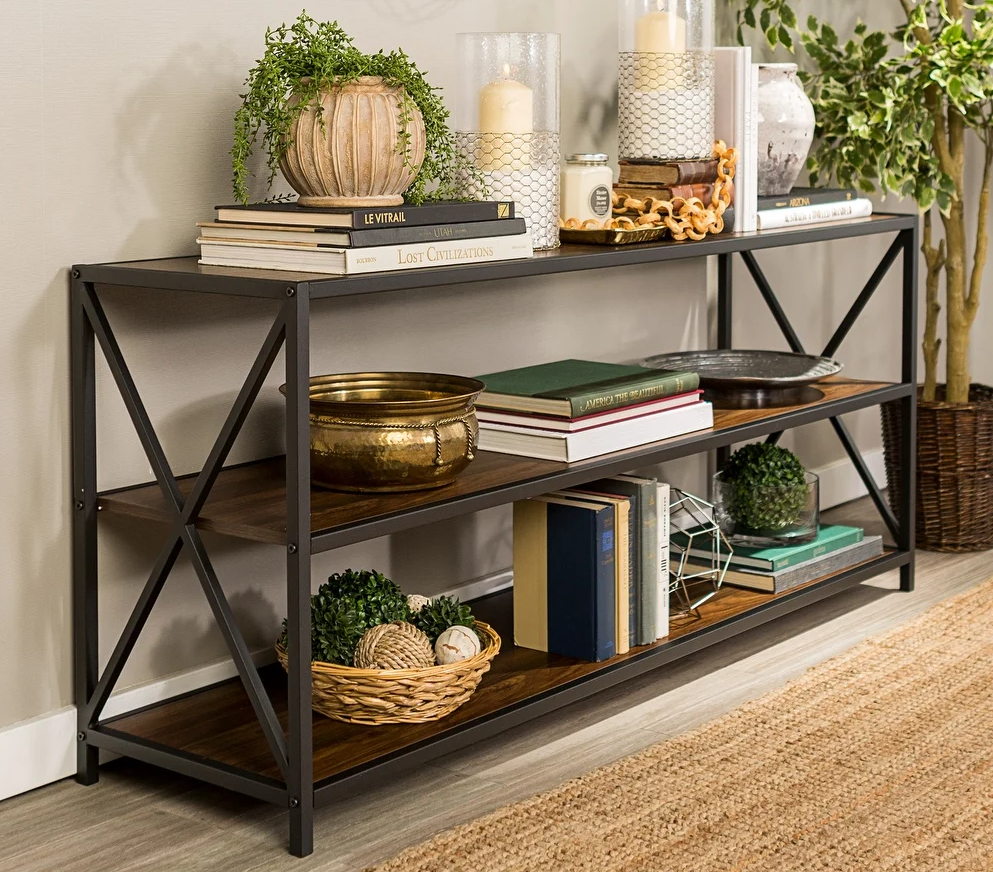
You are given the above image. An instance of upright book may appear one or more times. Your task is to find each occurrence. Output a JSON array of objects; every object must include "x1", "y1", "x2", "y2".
[
  {"x1": 568, "y1": 488, "x2": 634, "y2": 655},
  {"x1": 476, "y1": 359, "x2": 700, "y2": 419},
  {"x1": 590, "y1": 475, "x2": 660, "y2": 646},
  {"x1": 513, "y1": 495, "x2": 616, "y2": 662},
  {"x1": 714, "y1": 47, "x2": 757, "y2": 233},
  {"x1": 214, "y1": 200, "x2": 516, "y2": 229}
]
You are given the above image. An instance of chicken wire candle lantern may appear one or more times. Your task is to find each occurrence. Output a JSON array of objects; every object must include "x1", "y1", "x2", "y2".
[
  {"x1": 618, "y1": 0, "x2": 715, "y2": 162},
  {"x1": 457, "y1": 32, "x2": 561, "y2": 250}
]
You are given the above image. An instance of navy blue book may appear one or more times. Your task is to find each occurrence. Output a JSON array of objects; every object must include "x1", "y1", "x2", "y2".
[{"x1": 513, "y1": 495, "x2": 616, "y2": 662}]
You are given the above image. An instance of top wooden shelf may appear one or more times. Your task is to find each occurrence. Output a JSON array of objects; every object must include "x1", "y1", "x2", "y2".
[{"x1": 75, "y1": 213, "x2": 916, "y2": 301}]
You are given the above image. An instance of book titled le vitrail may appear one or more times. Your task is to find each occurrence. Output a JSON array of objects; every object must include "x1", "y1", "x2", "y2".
[
  {"x1": 476, "y1": 359, "x2": 701, "y2": 419},
  {"x1": 215, "y1": 200, "x2": 515, "y2": 229}
]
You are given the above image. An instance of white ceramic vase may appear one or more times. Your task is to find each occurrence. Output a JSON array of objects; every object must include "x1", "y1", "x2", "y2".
[{"x1": 756, "y1": 63, "x2": 815, "y2": 197}]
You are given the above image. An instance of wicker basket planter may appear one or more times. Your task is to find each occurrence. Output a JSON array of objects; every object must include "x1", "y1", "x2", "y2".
[
  {"x1": 881, "y1": 384, "x2": 993, "y2": 552},
  {"x1": 276, "y1": 622, "x2": 500, "y2": 725}
]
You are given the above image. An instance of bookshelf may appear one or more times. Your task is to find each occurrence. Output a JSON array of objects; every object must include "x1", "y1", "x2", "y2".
[{"x1": 71, "y1": 213, "x2": 919, "y2": 857}]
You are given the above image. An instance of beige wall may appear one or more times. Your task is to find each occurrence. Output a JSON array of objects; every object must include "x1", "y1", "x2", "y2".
[
  {"x1": 3, "y1": 0, "x2": 986, "y2": 734},
  {"x1": 0, "y1": 0, "x2": 709, "y2": 728}
]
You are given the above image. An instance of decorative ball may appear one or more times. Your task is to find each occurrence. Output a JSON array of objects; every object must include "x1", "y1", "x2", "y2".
[
  {"x1": 354, "y1": 621, "x2": 435, "y2": 670},
  {"x1": 435, "y1": 625, "x2": 481, "y2": 665},
  {"x1": 407, "y1": 594, "x2": 431, "y2": 613}
]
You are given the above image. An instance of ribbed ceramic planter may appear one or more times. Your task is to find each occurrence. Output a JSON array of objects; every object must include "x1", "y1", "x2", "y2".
[{"x1": 280, "y1": 76, "x2": 426, "y2": 208}]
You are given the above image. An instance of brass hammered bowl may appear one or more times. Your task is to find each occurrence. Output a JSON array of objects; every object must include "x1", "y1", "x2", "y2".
[{"x1": 281, "y1": 372, "x2": 484, "y2": 493}]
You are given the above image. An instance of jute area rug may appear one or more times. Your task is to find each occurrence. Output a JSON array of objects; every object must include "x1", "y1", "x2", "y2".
[{"x1": 367, "y1": 580, "x2": 993, "y2": 871}]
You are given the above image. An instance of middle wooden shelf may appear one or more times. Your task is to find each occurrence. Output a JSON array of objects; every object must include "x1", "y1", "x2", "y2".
[{"x1": 97, "y1": 378, "x2": 908, "y2": 552}]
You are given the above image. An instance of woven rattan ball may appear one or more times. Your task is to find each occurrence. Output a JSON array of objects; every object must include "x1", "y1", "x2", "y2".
[{"x1": 354, "y1": 621, "x2": 435, "y2": 670}]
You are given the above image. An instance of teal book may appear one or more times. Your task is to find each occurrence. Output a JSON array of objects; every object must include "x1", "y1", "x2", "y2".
[
  {"x1": 476, "y1": 359, "x2": 700, "y2": 419},
  {"x1": 671, "y1": 525, "x2": 865, "y2": 572}
]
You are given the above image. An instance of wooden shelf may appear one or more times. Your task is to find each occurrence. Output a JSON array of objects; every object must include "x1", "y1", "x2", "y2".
[
  {"x1": 76, "y1": 213, "x2": 916, "y2": 302},
  {"x1": 96, "y1": 549, "x2": 906, "y2": 796},
  {"x1": 97, "y1": 378, "x2": 909, "y2": 551}
]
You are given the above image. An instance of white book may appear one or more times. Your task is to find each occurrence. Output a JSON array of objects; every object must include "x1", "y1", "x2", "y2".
[
  {"x1": 757, "y1": 198, "x2": 873, "y2": 231},
  {"x1": 477, "y1": 401, "x2": 715, "y2": 463},
  {"x1": 198, "y1": 232, "x2": 533, "y2": 275},
  {"x1": 714, "y1": 47, "x2": 756, "y2": 233},
  {"x1": 745, "y1": 62, "x2": 760, "y2": 233},
  {"x1": 657, "y1": 482, "x2": 671, "y2": 638}
]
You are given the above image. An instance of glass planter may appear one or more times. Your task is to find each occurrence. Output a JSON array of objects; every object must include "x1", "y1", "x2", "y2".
[
  {"x1": 617, "y1": 0, "x2": 716, "y2": 161},
  {"x1": 455, "y1": 32, "x2": 561, "y2": 250},
  {"x1": 713, "y1": 470, "x2": 820, "y2": 547}
]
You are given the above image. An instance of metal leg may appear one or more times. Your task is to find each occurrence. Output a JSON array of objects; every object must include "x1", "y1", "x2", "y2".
[
  {"x1": 716, "y1": 253, "x2": 733, "y2": 471},
  {"x1": 741, "y1": 251, "x2": 806, "y2": 354},
  {"x1": 71, "y1": 276, "x2": 99, "y2": 785},
  {"x1": 285, "y1": 287, "x2": 314, "y2": 857},
  {"x1": 899, "y1": 227, "x2": 919, "y2": 591}
]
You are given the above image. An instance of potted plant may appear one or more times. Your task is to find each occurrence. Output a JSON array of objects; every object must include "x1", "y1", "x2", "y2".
[
  {"x1": 232, "y1": 12, "x2": 474, "y2": 207},
  {"x1": 732, "y1": 0, "x2": 993, "y2": 551}
]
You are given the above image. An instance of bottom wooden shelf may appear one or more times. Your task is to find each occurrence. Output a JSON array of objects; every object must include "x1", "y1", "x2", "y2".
[{"x1": 97, "y1": 550, "x2": 906, "y2": 796}]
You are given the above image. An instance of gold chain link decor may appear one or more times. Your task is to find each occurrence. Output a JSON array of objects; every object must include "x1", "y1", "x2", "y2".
[{"x1": 560, "y1": 141, "x2": 738, "y2": 242}]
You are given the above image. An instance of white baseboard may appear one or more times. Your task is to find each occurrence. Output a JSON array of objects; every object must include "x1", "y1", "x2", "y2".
[
  {"x1": 0, "y1": 649, "x2": 274, "y2": 803},
  {"x1": 1, "y1": 452, "x2": 879, "y2": 803},
  {"x1": 813, "y1": 447, "x2": 886, "y2": 510}
]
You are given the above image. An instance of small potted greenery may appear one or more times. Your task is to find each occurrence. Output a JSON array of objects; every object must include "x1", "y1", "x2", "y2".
[
  {"x1": 276, "y1": 569, "x2": 499, "y2": 725},
  {"x1": 232, "y1": 12, "x2": 474, "y2": 207},
  {"x1": 714, "y1": 443, "x2": 819, "y2": 545}
]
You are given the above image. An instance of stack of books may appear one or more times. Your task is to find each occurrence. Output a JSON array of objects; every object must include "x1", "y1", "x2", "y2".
[
  {"x1": 614, "y1": 159, "x2": 736, "y2": 233},
  {"x1": 673, "y1": 524, "x2": 884, "y2": 594},
  {"x1": 756, "y1": 187, "x2": 873, "y2": 231},
  {"x1": 513, "y1": 478, "x2": 672, "y2": 663},
  {"x1": 197, "y1": 200, "x2": 533, "y2": 275},
  {"x1": 474, "y1": 359, "x2": 714, "y2": 463}
]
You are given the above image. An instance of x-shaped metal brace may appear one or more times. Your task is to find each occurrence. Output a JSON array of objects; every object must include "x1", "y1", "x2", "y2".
[
  {"x1": 76, "y1": 282, "x2": 292, "y2": 780},
  {"x1": 731, "y1": 237, "x2": 906, "y2": 543}
]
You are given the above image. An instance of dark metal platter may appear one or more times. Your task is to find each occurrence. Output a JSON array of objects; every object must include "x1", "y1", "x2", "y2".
[{"x1": 641, "y1": 350, "x2": 844, "y2": 409}]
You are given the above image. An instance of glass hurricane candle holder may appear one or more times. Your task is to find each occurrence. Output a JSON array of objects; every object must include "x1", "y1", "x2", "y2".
[
  {"x1": 618, "y1": 0, "x2": 716, "y2": 162},
  {"x1": 456, "y1": 32, "x2": 561, "y2": 250},
  {"x1": 713, "y1": 470, "x2": 821, "y2": 548}
]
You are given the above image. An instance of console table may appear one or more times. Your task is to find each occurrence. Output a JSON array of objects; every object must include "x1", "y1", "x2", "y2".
[{"x1": 71, "y1": 213, "x2": 918, "y2": 857}]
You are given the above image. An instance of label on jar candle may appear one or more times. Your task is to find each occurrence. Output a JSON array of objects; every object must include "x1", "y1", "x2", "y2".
[{"x1": 590, "y1": 186, "x2": 611, "y2": 218}]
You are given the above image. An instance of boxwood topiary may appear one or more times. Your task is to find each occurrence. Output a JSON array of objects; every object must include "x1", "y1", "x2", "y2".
[
  {"x1": 280, "y1": 569, "x2": 411, "y2": 665},
  {"x1": 722, "y1": 443, "x2": 810, "y2": 532},
  {"x1": 411, "y1": 595, "x2": 476, "y2": 645}
]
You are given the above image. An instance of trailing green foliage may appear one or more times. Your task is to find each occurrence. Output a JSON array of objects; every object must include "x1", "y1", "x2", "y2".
[
  {"x1": 232, "y1": 11, "x2": 475, "y2": 205},
  {"x1": 729, "y1": 0, "x2": 993, "y2": 405},
  {"x1": 722, "y1": 442, "x2": 810, "y2": 532},
  {"x1": 281, "y1": 568, "x2": 411, "y2": 665},
  {"x1": 411, "y1": 595, "x2": 476, "y2": 645}
]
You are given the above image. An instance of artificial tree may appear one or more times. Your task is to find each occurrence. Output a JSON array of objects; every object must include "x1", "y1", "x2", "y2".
[{"x1": 732, "y1": 0, "x2": 993, "y2": 404}]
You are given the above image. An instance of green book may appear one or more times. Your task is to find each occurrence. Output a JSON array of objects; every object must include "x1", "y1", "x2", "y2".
[
  {"x1": 476, "y1": 359, "x2": 700, "y2": 419},
  {"x1": 671, "y1": 525, "x2": 865, "y2": 572}
]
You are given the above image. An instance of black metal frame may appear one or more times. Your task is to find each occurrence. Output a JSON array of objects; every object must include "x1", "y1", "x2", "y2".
[{"x1": 70, "y1": 215, "x2": 918, "y2": 858}]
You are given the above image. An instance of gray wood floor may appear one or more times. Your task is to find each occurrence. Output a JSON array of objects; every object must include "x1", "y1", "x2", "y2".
[{"x1": 3, "y1": 498, "x2": 991, "y2": 872}]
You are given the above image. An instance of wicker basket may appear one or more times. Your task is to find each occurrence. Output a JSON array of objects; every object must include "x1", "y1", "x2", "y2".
[
  {"x1": 275, "y1": 622, "x2": 501, "y2": 725},
  {"x1": 881, "y1": 384, "x2": 993, "y2": 552}
]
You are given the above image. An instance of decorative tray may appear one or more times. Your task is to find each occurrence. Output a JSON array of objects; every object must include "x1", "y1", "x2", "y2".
[
  {"x1": 560, "y1": 226, "x2": 669, "y2": 246},
  {"x1": 642, "y1": 350, "x2": 844, "y2": 409}
]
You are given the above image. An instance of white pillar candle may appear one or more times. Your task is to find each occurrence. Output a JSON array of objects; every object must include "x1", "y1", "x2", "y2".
[
  {"x1": 634, "y1": 6, "x2": 688, "y2": 91},
  {"x1": 478, "y1": 67, "x2": 534, "y2": 170}
]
